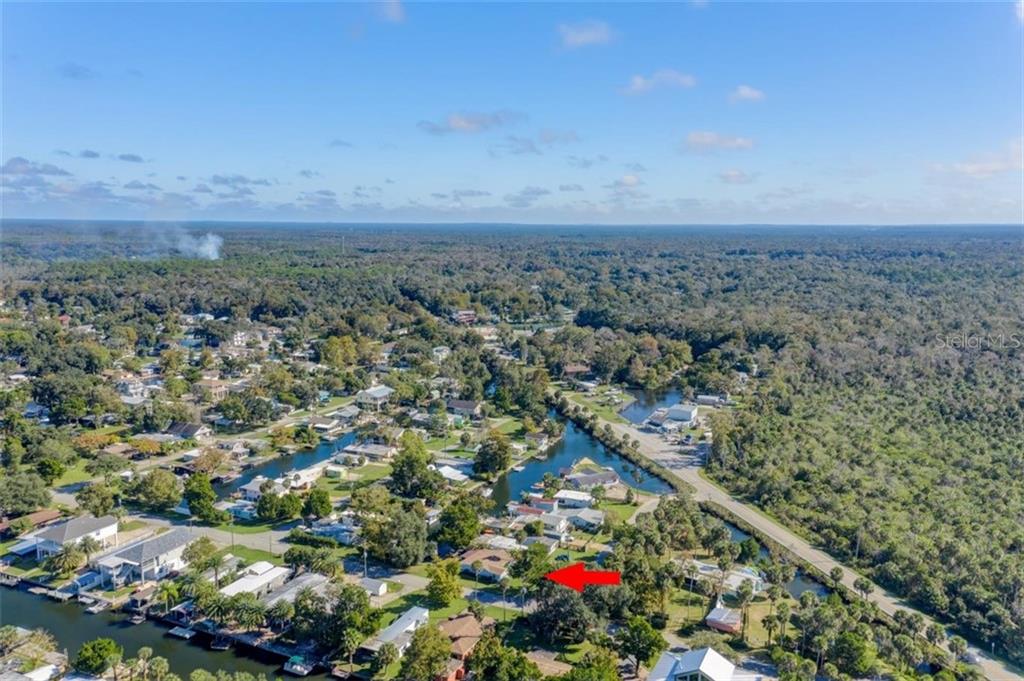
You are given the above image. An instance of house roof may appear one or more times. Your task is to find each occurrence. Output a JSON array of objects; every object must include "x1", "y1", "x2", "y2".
[
  {"x1": 102, "y1": 528, "x2": 191, "y2": 566},
  {"x1": 671, "y1": 648, "x2": 735, "y2": 681},
  {"x1": 446, "y1": 399, "x2": 480, "y2": 411},
  {"x1": 165, "y1": 422, "x2": 207, "y2": 439},
  {"x1": 0, "y1": 509, "x2": 62, "y2": 534},
  {"x1": 360, "y1": 385, "x2": 395, "y2": 399},
  {"x1": 34, "y1": 514, "x2": 116, "y2": 545},
  {"x1": 377, "y1": 606, "x2": 429, "y2": 645}
]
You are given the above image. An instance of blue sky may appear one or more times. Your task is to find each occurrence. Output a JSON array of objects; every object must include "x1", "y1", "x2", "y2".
[{"x1": 2, "y1": 1, "x2": 1021, "y2": 224}]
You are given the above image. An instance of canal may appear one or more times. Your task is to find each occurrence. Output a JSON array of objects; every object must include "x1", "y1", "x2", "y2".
[
  {"x1": 215, "y1": 432, "x2": 356, "y2": 499},
  {"x1": 0, "y1": 587, "x2": 294, "y2": 678}
]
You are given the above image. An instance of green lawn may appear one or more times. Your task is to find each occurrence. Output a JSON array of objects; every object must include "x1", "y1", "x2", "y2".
[
  {"x1": 216, "y1": 545, "x2": 284, "y2": 565},
  {"x1": 119, "y1": 519, "x2": 148, "y2": 532},
  {"x1": 53, "y1": 460, "x2": 92, "y2": 487},
  {"x1": 212, "y1": 519, "x2": 283, "y2": 535},
  {"x1": 566, "y1": 389, "x2": 632, "y2": 424},
  {"x1": 599, "y1": 501, "x2": 637, "y2": 524}
]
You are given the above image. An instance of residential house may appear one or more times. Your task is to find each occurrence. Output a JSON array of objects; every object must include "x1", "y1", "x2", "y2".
[
  {"x1": 524, "y1": 432, "x2": 550, "y2": 450},
  {"x1": 356, "y1": 385, "x2": 395, "y2": 411},
  {"x1": 194, "y1": 379, "x2": 229, "y2": 402},
  {"x1": 307, "y1": 416, "x2": 342, "y2": 437},
  {"x1": 563, "y1": 508, "x2": 606, "y2": 532},
  {"x1": 473, "y1": 534, "x2": 525, "y2": 552},
  {"x1": 522, "y1": 536, "x2": 560, "y2": 554},
  {"x1": 362, "y1": 606, "x2": 430, "y2": 656},
  {"x1": 33, "y1": 514, "x2": 118, "y2": 560},
  {"x1": 334, "y1": 404, "x2": 361, "y2": 424},
  {"x1": 262, "y1": 572, "x2": 330, "y2": 608},
  {"x1": 431, "y1": 346, "x2": 451, "y2": 363},
  {"x1": 239, "y1": 476, "x2": 287, "y2": 502},
  {"x1": 219, "y1": 562, "x2": 292, "y2": 598},
  {"x1": 341, "y1": 442, "x2": 396, "y2": 462},
  {"x1": 446, "y1": 399, "x2": 482, "y2": 419},
  {"x1": 438, "y1": 612, "x2": 492, "y2": 661},
  {"x1": 165, "y1": 422, "x2": 213, "y2": 442},
  {"x1": 96, "y1": 528, "x2": 192, "y2": 586},
  {"x1": 526, "y1": 651, "x2": 573, "y2": 678},
  {"x1": 0, "y1": 509, "x2": 61, "y2": 537},
  {"x1": 459, "y1": 548, "x2": 513, "y2": 582},
  {"x1": 648, "y1": 647, "x2": 735, "y2": 681},
  {"x1": 564, "y1": 469, "x2": 620, "y2": 491},
  {"x1": 553, "y1": 490, "x2": 594, "y2": 508}
]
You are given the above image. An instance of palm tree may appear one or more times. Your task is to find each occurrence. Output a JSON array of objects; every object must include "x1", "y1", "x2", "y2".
[
  {"x1": 135, "y1": 647, "x2": 153, "y2": 681},
  {"x1": 764, "y1": 614, "x2": 778, "y2": 647},
  {"x1": 736, "y1": 579, "x2": 754, "y2": 642},
  {"x1": 78, "y1": 536, "x2": 102, "y2": 564},
  {"x1": 202, "y1": 594, "x2": 230, "y2": 625},
  {"x1": 499, "y1": 578, "x2": 511, "y2": 623},
  {"x1": 149, "y1": 657, "x2": 170, "y2": 681},
  {"x1": 948, "y1": 636, "x2": 967, "y2": 661},
  {"x1": 776, "y1": 601, "x2": 791, "y2": 640},
  {"x1": 156, "y1": 582, "x2": 179, "y2": 614},
  {"x1": 235, "y1": 602, "x2": 267, "y2": 632},
  {"x1": 44, "y1": 544, "x2": 84, "y2": 577},
  {"x1": 472, "y1": 560, "x2": 484, "y2": 588},
  {"x1": 338, "y1": 629, "x2": 362, "y2": 675},
  {"x1": 372, "y1": 642, "x2": 398, "y2": 679},
  {"x1": 268, "y1": 600, "x2": 295, "y2": 631}
]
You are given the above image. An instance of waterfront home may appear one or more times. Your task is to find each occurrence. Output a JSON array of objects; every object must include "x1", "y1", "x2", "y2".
[
  {"x1": 333, "y1": 404, "x2": 361, "y2": 424},
  {"x1": 239, "y1": 475, "x2": 287, "y2": 502},
  {"x1": 362, "y1": 605, "x2": 430, "y2": 656},
  {"x1": 219, "y1": 562, "x2": 292, "y2": 598},
  {"x1": 355, "y1": 385, "x2": 395, "y2": 411},
  {"x1": 95, "y1": 528, "x2": 192, "y2": 586},
  {"x1": 523, "y1": 494, "x2": 559, "y2": 513},
  {"x1": 649, "y1": 647, "x2": 735, "y2": 681},
  {"x1": 473, "y1": 534, "x2": 525, "y2": 552},
  {"x1": 697, "y1": 393, "x2": 728, "y2": 406},
  {"x1": 553, "y1": 489, "x2": 594, "y2": 508},
  {"x1": 563, "y1": 469, "x2": 620, "y2": 491},
  {"x1": 459, "y1": 548, "x2": 513, "y2": 582},
  {"x1": 262, "y1": 572, "x2": 330, "y2": 607},
  {"x1": 341, "y1": 442, "x2": 396, "y2": 462},
  {"x1": 307, "y1": 415, "x2": 343, "y2": 437},
  {"x1": 33, "y1": 514, "x2": 118, "y2": 560},
  {"x1": 525, "y1": 431, "x2": 550, "y2": 450},
  {"x1": 433, "y1": 464, "x2": 469, "y2": 484}
]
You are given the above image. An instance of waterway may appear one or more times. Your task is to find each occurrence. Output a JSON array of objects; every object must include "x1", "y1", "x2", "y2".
[
  {"x1": 619, "y1": 387, "x2": 685, "y2": 424},
  {"x1": 0, "y1": 587, "x2": 294, "y2": 678},
  {"x1": 215, "y1": 432, "x2": 356, "y2": 499},
  {"x1": 489, "y1": 416, "x2": 674, "y2": 508}
]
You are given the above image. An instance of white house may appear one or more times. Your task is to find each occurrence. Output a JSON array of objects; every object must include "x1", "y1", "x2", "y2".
[
  {"x1": 362, "y1": 606, "x2": 429, "y2": 655},
  {"x1": 649, "y1": 647, "x2": 735, "y2": 681},
  {"x1": 96, "y1": 528, "x2": 192, "y2": 586},
  {"x1": 33, "y1": 515, "x2": 118, "y2": 560},
  {"x1": 219, "y1": 562, "x2": 292, "y2": 598},
  {"x1": 553, "y1": 489, "x2": 594, "y2": 508},
  {"x1": 356, "y1": 385, "x2": 395, "y2": 410}
]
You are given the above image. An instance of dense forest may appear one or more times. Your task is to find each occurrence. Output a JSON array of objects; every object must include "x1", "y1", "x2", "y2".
[{"x1": 1, "y1": 220, "x2": 1021, "y2": 663}]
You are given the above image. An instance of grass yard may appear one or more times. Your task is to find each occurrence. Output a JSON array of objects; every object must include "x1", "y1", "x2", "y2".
[
  {"x1": 53, "y1": 460, "x2": 92, "y2": 487},
  {"x1": 217, "y1": 545, "x2": 284, "y2": 565}
]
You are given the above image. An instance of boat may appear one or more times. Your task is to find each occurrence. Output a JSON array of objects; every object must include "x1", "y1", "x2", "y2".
[
  {"x1": 512, "y1": 465, "x2": 525, "y2": 472},
  {"x1": 283, "y1": 656, "x2": 313, "y2": 676},
  {"x1": 85, "y1": 602, "x2": 109, "y2": 614},
  {"x1": 167, "y1": 627, "x2": 196, "y2": 640},
  {"x1": 209, "y1": 636, "x2": 232, "y2": 651},
  {"x1": 129, "y1": 613, "x2": 147, "y2": 625},
  {"x1": 77, "y1": 595, "x2": 96, "y2": 605}
]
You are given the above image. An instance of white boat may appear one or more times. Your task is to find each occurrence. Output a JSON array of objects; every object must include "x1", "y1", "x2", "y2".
[
  {"x1": 283, "y1": 657, "x2": 313, "y2": 676},
  {"x1": 85, "y1": 602, "x2": 109, "y2": 614}
]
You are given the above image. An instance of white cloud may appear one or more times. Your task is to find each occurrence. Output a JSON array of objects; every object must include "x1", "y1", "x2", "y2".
[
  {"x1": 935, "y1": 138, "x2": 1023, "y2": 179},
  {"x1": 685, "y1": 131, "x2": 754, "y2": 152},
  {"x1": 1017, "y1": 0, "x2": 1024, "y2": 24},
  {"x1": 558, "y1": 20, "x2": 613, "y2": 49},
  {"x1": 730, "y1": 84, "x2": 765, "y2": 102},
  {"x1": 418, "y1": 110, "x2": 525, "y2": 135},
  {"x1": 719, "y1": 169, "x2": 756, "y2": 184},
  {"x1": 622, "y1": 69, "x2": 697, "y2": 95},
  {"x1": 380, "y1": 0, "x2": 405, "y2": 23}
]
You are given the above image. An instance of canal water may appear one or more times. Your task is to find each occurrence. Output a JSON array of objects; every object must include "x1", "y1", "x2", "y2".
[
  {"x1": 0, "y1": 587, "x2": 293, "y2": 678},
  {"x1": 489, "y1": 416, "x2": 674, "y2": 508},
  {"x1": 215, "y1": 432, "x2": 356, "y2": 498},
  {"x1": 619, "y1": 387, "x2": 684, "y2": 424}
]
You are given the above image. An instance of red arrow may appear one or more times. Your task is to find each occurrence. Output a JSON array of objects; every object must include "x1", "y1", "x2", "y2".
[{"x1": 545, "y1": 562, "x2": 621, "y2": 592}]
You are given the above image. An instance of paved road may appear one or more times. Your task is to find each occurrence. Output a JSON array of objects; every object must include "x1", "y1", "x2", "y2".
[{"x1": 597, "y1": 415, "x2": 1023, "y2": 681}]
